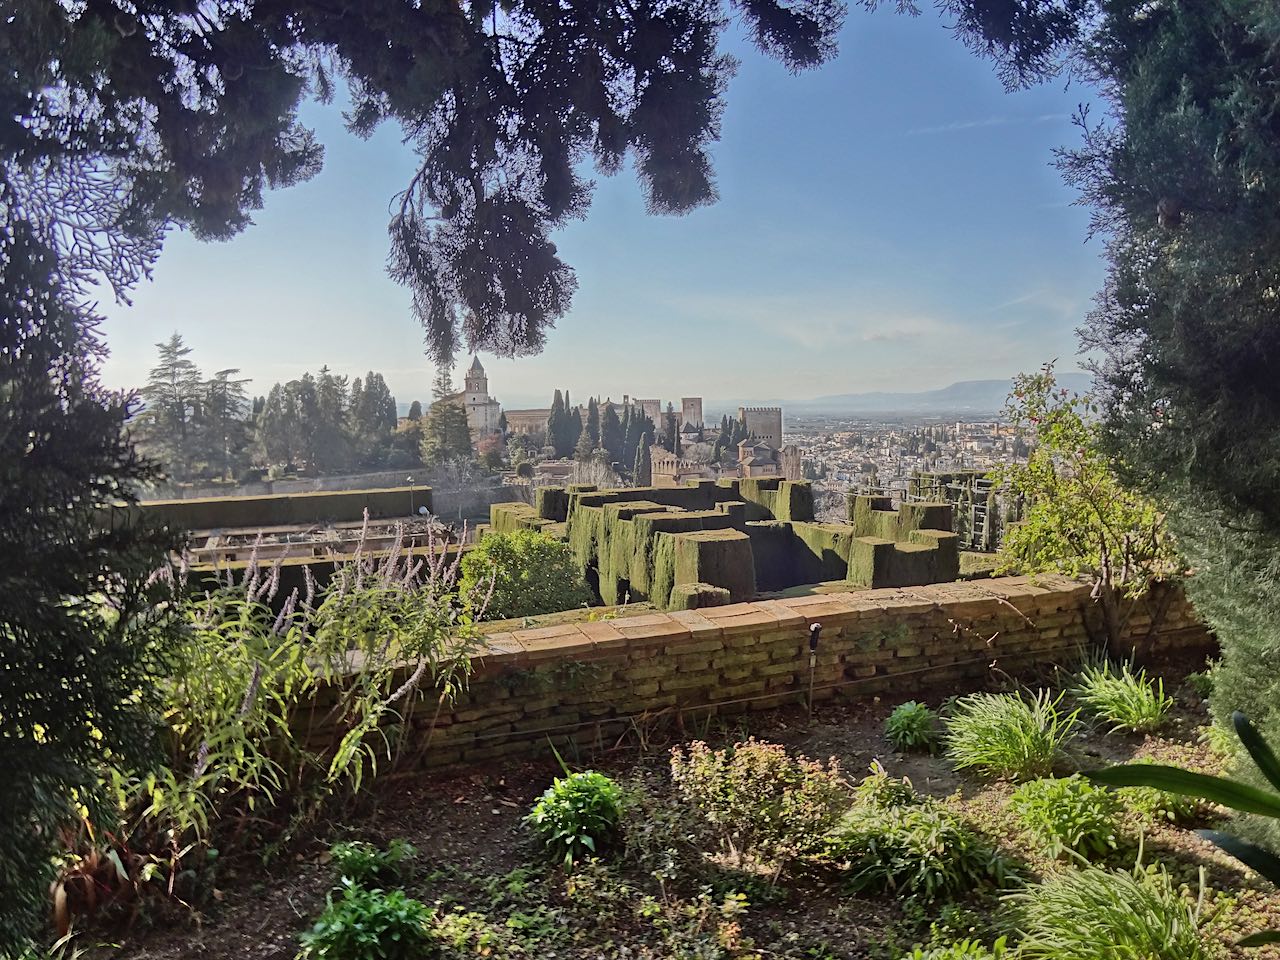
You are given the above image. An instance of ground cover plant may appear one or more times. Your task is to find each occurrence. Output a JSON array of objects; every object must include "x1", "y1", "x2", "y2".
[
  {"x1": 1075, "y1": 659, "x2": 1173, "y2": 734},
  {"x1": 944, "y1": 691, "x2": 1078, "y2": 781},
  {"x1": 298, "y1": 883, "x2": 436, "y2": 960},
  {"x1": 330, "y1": 840, "x2": 418, "y2": 887}
]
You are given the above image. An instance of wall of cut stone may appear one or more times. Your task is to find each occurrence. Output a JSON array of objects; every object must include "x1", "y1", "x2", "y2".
[{"x1": 295, "y1": 574, "x2": 1212, "y2": 769}]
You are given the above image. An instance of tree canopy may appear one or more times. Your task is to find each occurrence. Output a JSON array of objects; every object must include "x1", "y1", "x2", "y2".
[{"x1": 5, "y1": 0, "x2": 846, "y2": 364}]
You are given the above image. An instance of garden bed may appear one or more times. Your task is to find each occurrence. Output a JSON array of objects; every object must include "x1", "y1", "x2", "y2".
[{"x1": 80, "y1": 650, "x2": 1280, "y2": 960}]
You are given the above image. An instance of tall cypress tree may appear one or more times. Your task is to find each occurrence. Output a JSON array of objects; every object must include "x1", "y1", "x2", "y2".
[
  {"x1": 586, "y1": 397, "x2": 601, "y2": 448},
  {"x1": 547, "y1": 389, "x2": 565, "y2": 457},
  {"x1": 634, "y1": 440, "x2": 652, "y2": 487},
  {"x1": 601, "y1": 403, "x2": 624, "y2": 467}
]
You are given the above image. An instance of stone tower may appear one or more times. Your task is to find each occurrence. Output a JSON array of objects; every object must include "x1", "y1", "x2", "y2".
[
  {"x1": 681, "y1": 397, "x2": 704, "y2": 429},
  {"x1": 464, "y1": 355, "x2": 488, "y2": 406},
  {"x1": 738, "y1": 406, "x2": 783, "y2": 448}
]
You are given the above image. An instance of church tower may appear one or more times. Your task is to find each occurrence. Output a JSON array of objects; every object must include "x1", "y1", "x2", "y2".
[{"x1": 464, "y1": 355, "x2": 488, "y2": 406}]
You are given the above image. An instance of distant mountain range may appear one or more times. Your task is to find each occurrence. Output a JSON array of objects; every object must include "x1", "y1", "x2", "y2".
[{"x1": 793, "y1": 373, "x2": 1094, "y2": 415}]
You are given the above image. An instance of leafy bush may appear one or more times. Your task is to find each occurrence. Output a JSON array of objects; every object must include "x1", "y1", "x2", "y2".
[
  {"x1": 945, "y1": 691, "x2": 1078, "y2": 780},
  {"x1": 886, "y1": 701, "x2": 940, "y2": 752},
  {"x1": 1113, "y1": 759, "x2": 1206, "y2": 825},
  {"x1": 1185, "y1": 669, "x2": 1214, "y2": 701},
  {"x1": 330, "y1": 839, "x2": 417, "y2": 886},
  {"x1": 669, "y1": 739, "x2": 848, "y2": 865},
  {"x1": 1011, "y1": 865, "x2": 1218, "y2": 959},
  {"x1": 825, "y1": 800, "x2": 1012, "y2": 903},
  {"x1": 460, "y1": 529, "x2": 593, "y2": 619},
  {"x1": 853, "y1": 763, "x2": 922, "y2": 810},
  {"x1": 898, "y1": 938, "x2": 1008, "y2": 960},
  {"x1": 298, "y1": 883, "x2": 437, "y2": 960},
  {"x1": 526, "y1": 770, "x2": 624, "y2": 868},
  {"x1": 1074, "y1": 659, "x2": 1173, "y2": 733},
  {"x1": 1009, "y1": 775, "x2": 1121, "y2": 859}
]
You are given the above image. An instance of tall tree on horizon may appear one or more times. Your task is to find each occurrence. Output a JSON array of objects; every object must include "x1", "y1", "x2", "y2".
[
  {"x1": 138, "y1": 333, "x2": 204, "y2": 479},
  {"x1": 202, "y1": 368, "x2": 252, "y2": 480}
]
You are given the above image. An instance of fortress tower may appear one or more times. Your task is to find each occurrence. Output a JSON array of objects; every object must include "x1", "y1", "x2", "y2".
[
  {"x1": 738, "y1": 406, "x2": 783, "y2": 448},
  {"x1": 681, "y1": 397, "x2": 704, "y2": 429}
]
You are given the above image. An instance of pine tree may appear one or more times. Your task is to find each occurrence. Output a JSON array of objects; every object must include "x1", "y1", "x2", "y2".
[
  {"x1": 574, "y1": 418, "x2": 595, "y2": 461},
  {"x1": 201, "y1": 368, "x2": 251, "y2": 480},
  {"x1": 139, "y1": 332, "x2": 204, "y2": 479},
  {"x1": 421, "y1": 396, "x2": 473, "y2": 468}
]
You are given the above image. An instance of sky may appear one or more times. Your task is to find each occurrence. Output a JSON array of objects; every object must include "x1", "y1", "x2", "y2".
[{"x1": 97, "y1": 6, "x2": 1104, "y2": 412}]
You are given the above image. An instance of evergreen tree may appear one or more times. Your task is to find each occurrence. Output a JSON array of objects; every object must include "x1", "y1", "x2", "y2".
[
  {"x1": 257, "y1": 382, "x2": 300, "y2": 468},
  {"x1": 601, "y1": 403, "x2": 624, "y2": 466},
  {"x1": 1, "y1": 225, "x2": 177, "y2": 953},
  {"x1": 421, "y1": 396, "x2": 473, "y2": 468},
  {"x1": 573, "y1": 416, "x2": 595, "y2": 461},
  {"x1": 634, "y1": 440, "x2": 652, "y2": 487},
  {"x1": 586, "y1": 397, "x2": 601, "y2": 449},
  {"x1": 139, "y1": 332, "x2": 204, "y2": 479},
  {"x1": 547, "y1": 389, "x2": 567, "y2": 457},
  {"x1": 663, "y1": 403, "x2": 679, "y2": 455},
  {"x1": 313, "y1": 366, "x2": 353, "y2": 473},
  {"x1": 566, "y1": 392, "x2": 582, "y2": 452},
  {"x1": 497, "y1": 410, "x2": 508, "y2": 435},
  {"x1": 407, "y1": 400, "x2": 423, "y2": 421},
  {"x1": 201, "y1": 368, "x2": 251, "y2": 480}
]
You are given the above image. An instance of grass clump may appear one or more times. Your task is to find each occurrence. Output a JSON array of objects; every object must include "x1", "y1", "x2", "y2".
[
  {"x1": 669, "y1": 739, "x2": 848, "y2": 865},
  {"x1": 1074, "y1": 659, "x2": 1173, "y2": 733},
  {"x1": 298, "y1": 883, "x2": 437, "y2": 960},
  {"x1": 945, "y1": 691, "x2": 1078, "y2": 781},
  {"x1": 1009, "y1": 775, "x2": 1121, "y2": 860},
  {"x1": 886, "y1": 701, "x2": 940, "y2": 753},
  {"x1": 526, "y1": 770, "x2": 624, "y2": 869},
  {"x1": 329, "y1": 839, "x2": 417, "y2": 886},
  {"x1": 1011, "y1": 864, "x2": 1220, "y2": 959}
]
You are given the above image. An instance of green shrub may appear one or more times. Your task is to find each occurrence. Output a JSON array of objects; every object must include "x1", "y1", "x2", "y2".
[
  {"x1": 1074, "y1": 659, "x2": 1173, "y2": 733},
  {"x1": 853, "y1": 763, "x2": 922, "y2": 810},
  {"x1": 886, "y1": 701, "x2": 940, "y2": 752},
  {"x1": 1009, "y1": 775, "x2": 1121, "y2": 859},
  {"x1": 460, "y1": 529, "x2": 593, "y2": 619},
  {"x1": 1184, "y1": 668, "x2": 1214, "y2": 701},
  {"x1": 329, "y1": 839, "x2": 417, "y2": 886},
  {"x1": 298, "y1": 883, "x2": 437, "y2": 960},
  {"x1": 1011, "y1": 865, "x2": 1218, "y2": 959},
  {"x1": 669, "y1": 739, "x2": 848, "y2": 865},
  {"x1": 898, "y1": 938, "x2": 1008, "y2": 960},
  {"x1": 945, "y1": 691, "x2": 1078, "y2": 780},
  {"x1": 526, "y1": 770, "x2": 624, "y2": 868},
  {"x1": 825, "y1": 800, "x2": 1012, "y2": 903},
  {"x1": 1113, "y1": 759, "x2": 1206, "y2": 825}
]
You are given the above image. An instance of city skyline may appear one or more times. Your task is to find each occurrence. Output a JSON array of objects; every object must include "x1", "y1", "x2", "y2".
[{"x1": 97, "y1": 7, "x2": 1103, "y2": 409}]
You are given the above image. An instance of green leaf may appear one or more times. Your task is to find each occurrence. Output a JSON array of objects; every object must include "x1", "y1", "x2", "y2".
[
  {"x1": 1198, "y1": 830, "x2": 1280, "y2": 886},
  {"x1": 1234, "y1": 712, "x2": 1280, "y2": 794},
  {"x1": 1088, "y1": 765, "x2": 1280, "y2": 818},
  {"x1": 1238, "y1": 931, "x2": 1280, "y2": 947}
]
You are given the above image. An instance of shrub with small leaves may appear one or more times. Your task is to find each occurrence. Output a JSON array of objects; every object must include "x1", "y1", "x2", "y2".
[
  {"x1": 825, "y1": 799, "x2": 1013, "y2": 903},
  {"x1": 1112, "y1": 759, "x2": 1206, "y2": 825},
  {"x1": 329, "y1": 839, "x2": 417, "y2": 886},
  {"x1": 1011, "y1": 864, "x2": 1219, "y2": 959},
  {"x1": 886, "y1": 701, "x2": 940, "y2": 752},
  {"x1": 669, "y1": 739, "x2": 848, "y2": 865},
  {"x1": 298, "y1": 883, "x2": 437, "y2": 960},
  {"x1": 1074, "y1": 659, "x2": 1173, "y2": 733},
  {"x1": 898, "y1": 938, "x2": 1009, "y2": 960},
  {"x1": 945, "y1": 691, "x2": 1078, "y2": 780},
  {"x1": 853, "y1": 763, "x2": 922, "y2": 810},
  {"x1": 1010, "y1": 775, "x2": 1121, "y2": 859},
  {"x1": 526, "y1": 770, "x2": 624, "y2": 868}
]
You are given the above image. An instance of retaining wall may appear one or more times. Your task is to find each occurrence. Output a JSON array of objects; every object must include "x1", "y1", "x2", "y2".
[{"x1": 296, "y1": 575, "x2": 1212, "y2": 769}]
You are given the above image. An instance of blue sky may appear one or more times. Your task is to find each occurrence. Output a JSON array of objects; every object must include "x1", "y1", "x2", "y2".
[{"x1": 98, "y1": 6, "x2": 1101, "y2": 411}]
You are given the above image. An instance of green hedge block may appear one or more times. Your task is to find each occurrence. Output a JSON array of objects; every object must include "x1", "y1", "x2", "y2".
[
  {"x1": 535, "y1": 486, "x2": 570, "y2": 521},
  {"x1": 672, "y1": 529, "x2": 755, "y2": 605},
  {"x1": 490, "y1": 502, "x2": 539, "y2": 535},
  {"x1": 885, "y1": 542, "x2": 937, "y2": 587},
  {"x1": 772, "y1": 481, "x2": 815, "y2": 523},
  {"x1": 715, "y1": 500, "x2": 748, "y2": 527},
  {"x1": 791, "y1": 522, "x2": 858, "y2": 583},
  {"x1": 651, "y1": 532, "x2": 680, "y2": 609},
  {"x1": 847, "y1": 494, "x2": 894, "y2": 536},
  {"x1": 628, "y1": 510, "x2": 733, "y2": 597},
  {"x1": 848, "y1": 537, "x2": 894, "y2": 587},
  {"x1": 898, "y1": 501, "x2": 952, "y2": 534},
  {"x1": 745, "y1": 520, "x2": 798, "y2": 592},
  {"x1": 909, "y1": 529, "x2": 960, "y2": 581},
  {"x1": 669, "y1": 582, "x2": 732, "y2": 610},
  {"x1": 569, "y1": 504, "x2": 607, "y2": 571},
  {"x1": 138, "y1": 485, "x2": 434, "y2": 532}
]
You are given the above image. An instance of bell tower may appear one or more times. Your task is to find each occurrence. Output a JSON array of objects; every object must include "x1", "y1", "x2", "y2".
[{"x1": 464, "y1": 355, "x2": 488, "y2": 405}]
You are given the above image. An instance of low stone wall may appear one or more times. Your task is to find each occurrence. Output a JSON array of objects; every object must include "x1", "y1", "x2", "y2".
[{"x1": 297, "y1": 575, "x2": 1212, "y2": 769}]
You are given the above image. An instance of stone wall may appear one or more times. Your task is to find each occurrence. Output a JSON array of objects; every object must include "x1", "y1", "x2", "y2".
[{"x1": 296, "y1": 575, "x2": 1212, "y2": 769}]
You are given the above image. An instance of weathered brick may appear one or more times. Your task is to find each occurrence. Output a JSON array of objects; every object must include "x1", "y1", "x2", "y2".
[{"x1": 666, "y1": 638, "x2": 725, "y2": 656}]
